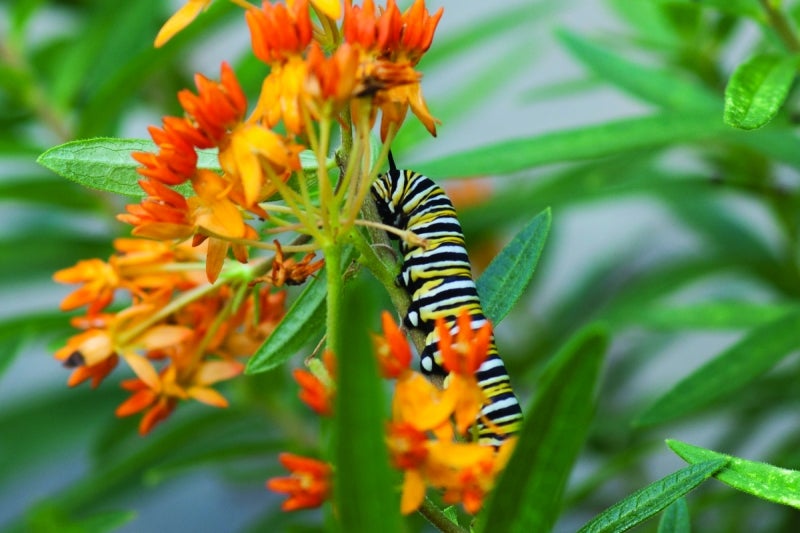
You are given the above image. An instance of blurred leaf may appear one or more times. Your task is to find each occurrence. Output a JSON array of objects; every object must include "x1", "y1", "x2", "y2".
[
  {"x1": 637, "y1": 309, "x2": 800, "y2": 426},
  {"x1": 76, "y1": 1, "x2": 238, "y2": 136},
  {"x1": 657, "y1": 498, "x2": 690, "y2": 533},
  {"x1": 394, "y1": 46, "x2": 529, "y2": 153},
  {"x1": 0, "y1": 312, "x2": 70, "y2": 379},
  {"x1": 577, "y1": 460, "x2": 726, "y2": 533},
  {"x1": 334, "y1": 280, "x2": 400, "y2": 533},
  {"x1": 25, "y1": 505, "x2": 136, "y2": 533},
  {"x1": 416, "y1": 113, "x2": 726, "y2": 177},
  {"x1": 668, "y1": 440, "x2": 800, "y2": 509},
  {"x1": 477, "y1": 208, "x2": 551, "y2": 325},
  {"x1": 557, "y1": 30, "x2": 720, "y2": 111},
  {"x1": 420, "y1": 1, "x2": 562, "y2": 70},
  {"x1": 478, "y1": 324, "x2": 607, "y2": 533},
  {"x1": 245, "y1": 272, "x2": 326, "y2": 375},
  {"x1": 636, "y1": 302, "x2": 796, "y2": 330},
  {"x1": 724, "y1": 54, "x2": 797, "y2": 130},
  {"x1": 653, "y1": 0, "x2": 763, "y2": 21},
  {"x1": 0, "y1": 175, "x2": 106, "y2": 210}
]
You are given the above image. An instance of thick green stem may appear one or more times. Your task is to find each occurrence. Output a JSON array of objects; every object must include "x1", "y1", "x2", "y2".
[{"x1": 323, "y1": 243, "x2": 344, "y2": 357}]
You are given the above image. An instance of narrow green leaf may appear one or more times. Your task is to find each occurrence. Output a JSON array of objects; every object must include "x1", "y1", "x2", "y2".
[
  {"x1": 577, "y1": 460, "x2": 726, "y2": 533},
  {"x1": 557, "y1": 30, "x2": 720, "y2": 111},
  {"x1": 478, "y1": 325, "x2": 607, "y2": 533},
  {"x1": 637, "y1": 309, "x2": 800, "y2": 426},
  {"x1": 637, "y1": 302, "x2": 796, "y2": 330},
  {"x1": 245, "y1": 272, "x2": 326, "y2": 375},
  {"x1": 416, "y1": 113, "x2": 726, "y2": 177},
  {"x1": 476, "y1": 208, "x2": 551, "y2": 325},
  {"x1": 668, "y1": 439, "x2": 800, "y2": 509},
  {"x1": 724, "y1": 54, "x2": 797, "y2": 130},
  {"x1": 334, "y1": 280, "x2": 400, "y2": 532},
  {"x1": 657, "y1": 498, "x2": 690, "y2": 533}
]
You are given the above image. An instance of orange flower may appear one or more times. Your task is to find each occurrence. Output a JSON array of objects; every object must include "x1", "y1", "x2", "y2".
[
  {"x1": 373, "y1": 311, "x2": 411, "y2": 379},
  {"x1": 305, "y1": 43, "x2": 361, "y2": 117},
  {"x1": 342, "y1": 0, "x2": 442, "y2": 139},
  {"x1": 293, "y1": 350, "x2": 336, "y2": 416},
  {"x1": 54, "y1": 258, "x2": 119, "y2": 315},
  {"x1": 386, "y1": 421, "x2": 429, "y2": 513},
  {"x1": 218, "y1": 123, "x2": 303, "y2": 207},
  {"x1": 267, "y1": 453, "x2": 332, "y2": 511},
  {"x1": 154, "y1": 0, "x2": 213, "y2": 47},
  {"x1": 132, "y1": 118, "x2": 203, "y2": 185},
  {"x1": 246, "y1": 0, "x2": 312, "y2": 65},
  {"x1": 437, "y1": 311, "x2": 492, "y2": 376},
  {"x1": 439, "y1": 438, "x2": 516, "y2": 514},
  {"x1": 64, "y1": 353, "x2": 119, "y2": 389},
  {"x1": 268, "y1": 240, "x2": 325, "y2": 287},
  {"x1": 118, "y1": 179, "x2": 195, "y2": 240},
  {"x1": 116, "y1": 358, "x2": 243, "y2": 435},
  {"x1": 393, "y1": 372, "x2": 454, "y2": 441},
  {"x1": 179, "y1": 62, "x2": 247, "y2": 146}
]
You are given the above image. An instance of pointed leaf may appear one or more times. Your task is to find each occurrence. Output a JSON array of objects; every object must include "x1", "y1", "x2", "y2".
[
  {"x1": 478, "y1": 324, "x2": 607, "y2": 533},
  {"x1": 668, "y1": 439, "x2": 800, "y2": 509},
  {"x1": 416, "y1": 113, "x2": 727, "y2": 178},
  {"x1": 334, "y1": 280, "x2": 401, "y2": 532},
  {"x1": 724, "y1": 53, "x2": 797, "y2": 130},
  {"x1": 36, "y1": 138, "x2": 211, "y2": 197},
  {"x1": 37, "y1": 138, "x2": 323, "y2": 197},
  {"x1": 637, "y1": 309, "x2": 800, "y2": 426},
  {"x1": 577, "y1": 460, "x2": 726, "y2": 533},
  {"x1": 476, "y1": 208, "x2": 551, "y2": 325},
  {"x1": 657, "y1": 498, "x2": 690, "y2": 533},
  {"x1": 558, "y1": 30, "x2": 720, "y2": 111},
  {"x1": 245, "y1": 271, "x2": 327, "y2": 375}
]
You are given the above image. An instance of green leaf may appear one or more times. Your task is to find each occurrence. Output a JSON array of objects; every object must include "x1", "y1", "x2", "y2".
[
  {"x1": 636, "y1": 302, "x2": 796, "y2": 330},
  {"x1": 37, "y1": 138, "x2": 324, "y2": 198},
  {"x1": 245, "y1": 272, "x2": 327, "y2": 375},
  {"x1": 652, "y1": 0, "x2": 763, "y2": 21},
  {"x1": 416, "y1": 113, "x2": 727, "y2": 177},
  {"x1": 476, "y1": 208, "x2": 551, "y2": 325},
  {"x1": 657, "y1": 498, "x2": 691, "y2": 533},
  {"x1": 557, "y1": 30, "x2": 720, "y2": 112},
  {"x1": 577, "y1": 460, "x2": 726, "y2": 533},
  {"x1": 36, "y1": 138, "x2": 206, "y2": 197},
  {"x1": 724, "y1": 53, "x2": 797, "y2": 130},
  {"x1": 333, "y1": 280, "x2": 400, "y2": 532},
  {"x1": 668, "y1": 439, "x2": 800, "y2": 509},
  {"x1": 478, "y1": 324, "x2": 607, "y2": 533},
  {"x1": 636, "y1": 309, "x2": 800, "y2": 426}
]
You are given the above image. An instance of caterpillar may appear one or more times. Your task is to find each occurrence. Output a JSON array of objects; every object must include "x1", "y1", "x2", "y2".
[{"x1": 370, "y1": 153, "x2": 523, "y2": 446}]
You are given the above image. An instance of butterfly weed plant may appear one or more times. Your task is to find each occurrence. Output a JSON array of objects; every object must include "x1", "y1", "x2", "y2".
[{"x1": 3, "y1": 0, "x2": 800, "y2": 531}]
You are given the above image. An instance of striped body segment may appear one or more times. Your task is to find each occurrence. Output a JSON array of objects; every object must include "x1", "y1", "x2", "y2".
[{"x1": 371, "y1": 168, "x2": 523, "y2": 445}]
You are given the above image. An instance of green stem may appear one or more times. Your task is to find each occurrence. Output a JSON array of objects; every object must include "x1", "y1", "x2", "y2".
[
  {"x1": 759, "y1": 0, "x2": 800, "y2": 52},
  {"x1": 323, "y1": 243, "x2": 343, "y2": 357},
  {"x1": 418, "y1": 498, "x2": 468, "y2": 533}
]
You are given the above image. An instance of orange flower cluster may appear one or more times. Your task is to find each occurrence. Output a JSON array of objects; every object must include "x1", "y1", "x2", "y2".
[
  {"x1": 53, "y1": 238, "x2": 291, "y2": 435},
  {"x1": 379, "y1": 311, "x2": 516, "y2": 514},
  {"x1": 270, "y1": 311, "x2": 515, "y2": 515}
]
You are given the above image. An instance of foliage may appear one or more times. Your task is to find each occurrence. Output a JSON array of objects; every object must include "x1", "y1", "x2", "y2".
[{"x1": 4, "y1": 0, "x2": 800, "y2": 532}]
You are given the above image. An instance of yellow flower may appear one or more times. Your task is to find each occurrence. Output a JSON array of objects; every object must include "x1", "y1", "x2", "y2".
[{"x1": 154, "y1": 0, "x2": 212, "y2": 48}]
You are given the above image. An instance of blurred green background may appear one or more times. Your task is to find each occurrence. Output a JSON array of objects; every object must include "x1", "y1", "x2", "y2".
[{"x1": 4, "y1": 0, "x2": 800, "y2": 531}]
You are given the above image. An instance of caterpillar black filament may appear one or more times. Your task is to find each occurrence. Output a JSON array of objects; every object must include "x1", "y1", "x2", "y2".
[{"x1": 370, "y1": 156, "x2": 523, "y2": 445}]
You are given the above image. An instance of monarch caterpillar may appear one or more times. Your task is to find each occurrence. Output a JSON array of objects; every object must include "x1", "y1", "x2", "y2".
[{"x1": 371, "y1": 154, "x2": 523, "y2": 445}]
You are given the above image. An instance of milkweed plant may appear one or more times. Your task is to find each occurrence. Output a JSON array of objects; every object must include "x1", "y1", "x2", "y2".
[{"x1": 5, "y1": 0, "x2": 800, "y2": 531}]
